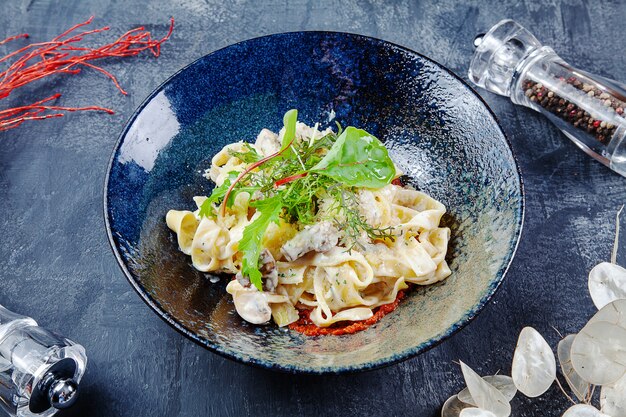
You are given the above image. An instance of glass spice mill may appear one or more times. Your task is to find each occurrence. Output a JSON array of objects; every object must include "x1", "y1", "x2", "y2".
[
  {"x1": 469, "y1": 19, "x2": 626, "y2": 177},
  {"x1": 0, "y1": 305, "x2": 86, "y2": 417}
]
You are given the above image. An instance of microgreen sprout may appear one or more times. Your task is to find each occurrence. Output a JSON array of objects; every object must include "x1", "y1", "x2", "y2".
[{"x1": 205, "y1": 109, "x2": 397, "y2": 289}]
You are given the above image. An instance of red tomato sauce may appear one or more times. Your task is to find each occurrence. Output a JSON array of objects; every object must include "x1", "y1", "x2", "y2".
[{"x1": 288, "y1": 290, "x2": 406, "y2": 336}]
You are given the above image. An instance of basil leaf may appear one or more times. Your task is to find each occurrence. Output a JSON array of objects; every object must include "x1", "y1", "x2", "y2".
[{"x1": 310, "y1": 127, "x2": 394, "y2": 188}]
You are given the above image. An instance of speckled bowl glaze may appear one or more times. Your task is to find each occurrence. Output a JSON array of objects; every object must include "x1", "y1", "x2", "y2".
[{"x1": 104, "y1": 32, "x2": 524, "y2": 374}]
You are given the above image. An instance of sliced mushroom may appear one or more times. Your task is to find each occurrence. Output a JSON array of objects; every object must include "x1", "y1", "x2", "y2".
[
  {"x1": 281, "y1": 221, "x2": 339, "y2": 261},
  {"x1": 235, "y1": 249, "x2": 278, "y2": 291},
  {"x1": 236, "y1": 271, "x2": 250, "y2": 288},
  {"x1": 258, "y1": 249, "x2": 278, "y2": 291},
  {"x1": 254, "y1": 128, "x2": 281, "y2": 157}
]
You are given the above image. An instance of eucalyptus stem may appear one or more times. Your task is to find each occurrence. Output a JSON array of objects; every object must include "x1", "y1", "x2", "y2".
[
  {"x1": 554, "y1": 376, "x2": 577, "y2": 406},
  {"x1": 611, "y1": 205, "x2": 624, "y2": 264}
]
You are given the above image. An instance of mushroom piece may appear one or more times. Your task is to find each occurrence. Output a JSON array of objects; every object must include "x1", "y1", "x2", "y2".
[
  {"x1": 235, "y1": 272, "x2": 250, "y2": 288},
  {"x1": 258, "y1": 249, "x2": 278, "y2": 291},
  {"x1": 236, "y1": 249, "x2": 278, "y2": 291},
  {"x1": 357, "y1": 190, "x2": 382, "y2": 227},
  {"x1": 281, "y1": 221, "x2": 339, "y2": 261},
  {"x1": 254, "y1": 128, "x2": 281, "y2": 157},
  {"x1": 232, "y1": 290, "x2": 272, "y2": 325}
]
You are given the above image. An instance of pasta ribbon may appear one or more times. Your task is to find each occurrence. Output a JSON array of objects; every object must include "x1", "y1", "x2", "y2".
[
  {"x1": 165, "y1": 210, "x2": 199, "y2": 255},
  {"x1": 166, "y1": 124, "x2": 452, "y2": 330}
]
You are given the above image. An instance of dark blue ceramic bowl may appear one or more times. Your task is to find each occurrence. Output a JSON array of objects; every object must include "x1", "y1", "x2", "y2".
[{"x1": 104, "y1": 32, "x2": 524, "y2": 374}]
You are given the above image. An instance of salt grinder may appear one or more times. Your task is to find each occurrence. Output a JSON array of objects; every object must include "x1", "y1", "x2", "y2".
[
  {"x1": 469, "y1": 19, "x2": 626, "y2": 177},
  {"x1": 0, "y1": 305, "x2": 86, "y2": 417}
]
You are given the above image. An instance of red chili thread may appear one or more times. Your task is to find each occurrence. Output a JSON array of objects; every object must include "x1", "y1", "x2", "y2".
[
  {"x1": 274, "y1": 172, "x2": 308, "y2": 188},
  {"x1": 221, "y1": 139, "x2": 297, "y2": 217},
  {"x1": 0, "y1": 16, "x2": 174, "y2": 132}
]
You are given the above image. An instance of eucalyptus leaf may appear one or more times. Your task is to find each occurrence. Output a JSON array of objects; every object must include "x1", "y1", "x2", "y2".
[
  {"x1": 571, "y1": 319, "x2": 626, "y2": 385},
  {"x1": 562, "y1": 404, "x2": 610, "y2": 417},
  {"x1": 459, "y1": 409, "x2": 498, "y2": 417},
  {"x1": 570, "y1": 299, "x2": 626, "y2": 386},
  {"x1": 557, "y1": 334, "x2": 590, "y2": 402},
  {"x1": 588, "y1": 262, "x2": 626, "y2": 310},
  {"x1": 600, "y1": 372, "x2": 626, "y2": 416},
  {"x1": 511, "y1": 327, "x2": 556, "y2": 397},
  {"x1": 458, "y1": 375, "x2": 516, "y2": 406},
  {"x1": 310, "y1": 127, "x2": 395, "y2": 188},
  {"x1": 459, "y1": 361, "x2": 511, "y2": 417},
  {"x1": 441, "y1": 395, "x2": 471, "y2": 417},
  {"x1": 589, "y1": 298, "x2": 626, "y2": 327}
]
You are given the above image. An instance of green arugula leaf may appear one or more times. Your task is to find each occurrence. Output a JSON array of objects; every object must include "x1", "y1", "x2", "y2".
[
  {"x1": 199, "y1": 178, "x2": 232, "y2": 218},
  {"x1": 310, "y1": 127, "x2": 395, "y2": 188},
  {"x1": 278, "y1": 109, "x2": 298, "y2": 160},
  {"x1": 239, "y1": 194, "x2": 283, "y2": 291},
  {"x1": 281, "y1": 109, "x2": 298, "y2": 149},
  {"x1": 199, "y1": 170, "x2": 259, "y2": 217},
  {"x1": 228, "y1": 143, "x2": 261, "y2": 163}
]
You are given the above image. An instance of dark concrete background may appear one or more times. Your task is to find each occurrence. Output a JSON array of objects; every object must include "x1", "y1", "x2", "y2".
[{"x1": 1, "y1": 1, "x2": 625, "y2": 416}]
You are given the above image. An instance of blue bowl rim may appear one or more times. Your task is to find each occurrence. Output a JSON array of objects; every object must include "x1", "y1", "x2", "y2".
[{"x1": 103, "y1": 30, "x2": 526, "y2": 375}]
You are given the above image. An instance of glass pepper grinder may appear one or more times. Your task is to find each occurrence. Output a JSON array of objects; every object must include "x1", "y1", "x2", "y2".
[
  {"x1": 0, "y1": 305, "x2": 86, "y2": 417},
  {"x1": 469, "y1": 19, "x2": 626, "y2": 177}
]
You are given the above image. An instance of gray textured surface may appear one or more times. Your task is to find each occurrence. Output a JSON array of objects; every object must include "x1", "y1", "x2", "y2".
[{"x1": 0, "y1": 1, "x2": 625, "y2": 416}]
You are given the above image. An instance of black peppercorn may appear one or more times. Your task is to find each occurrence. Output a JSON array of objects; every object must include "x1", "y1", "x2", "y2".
[{"x1": 522, "y1": 77, "x2": 625, "y2": 146}]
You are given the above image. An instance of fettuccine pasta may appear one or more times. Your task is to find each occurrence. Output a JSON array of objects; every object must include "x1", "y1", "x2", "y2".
[{"x1": 166, "y1": 111, "x2": 451, "y2": 333}]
